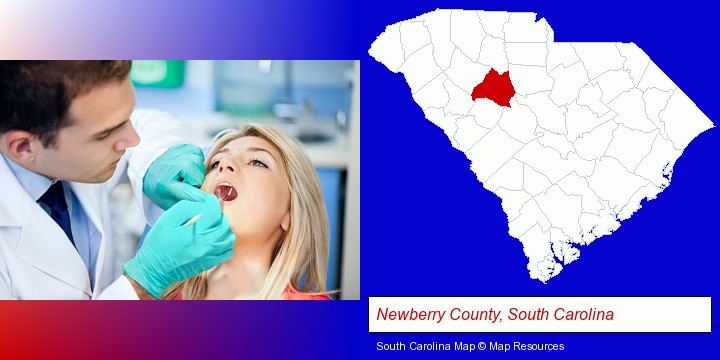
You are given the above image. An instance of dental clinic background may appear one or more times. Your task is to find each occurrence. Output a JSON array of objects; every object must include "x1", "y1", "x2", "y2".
[{"x1": 1, "y1": 1, "x2": 718, "y2": 359}]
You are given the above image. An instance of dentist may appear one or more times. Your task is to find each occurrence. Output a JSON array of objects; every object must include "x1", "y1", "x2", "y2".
[{"x1": 0, "y1": 61, "x2": 235, "y2": 299}]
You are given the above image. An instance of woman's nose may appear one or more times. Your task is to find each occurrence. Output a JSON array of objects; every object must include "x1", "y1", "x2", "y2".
[{"x1": 218, "y1": 158, "x2": 235, "y2": 173}]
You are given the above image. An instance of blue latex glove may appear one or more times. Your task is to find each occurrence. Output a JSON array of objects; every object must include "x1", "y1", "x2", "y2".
[
  {"x1": 143, "y1": 144, "x2": 207, "y2": 210},
  {"x1": 123, "y1": 193, "x2": 235, "y2": 298}
]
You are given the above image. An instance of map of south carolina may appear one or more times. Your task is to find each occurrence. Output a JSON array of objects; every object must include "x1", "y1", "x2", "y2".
[{"x1": 369, "y1": 9, "x2": 714, "y2": 283}]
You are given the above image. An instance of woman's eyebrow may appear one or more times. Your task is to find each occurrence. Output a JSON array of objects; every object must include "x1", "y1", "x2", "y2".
[{"x1": 247, "y1": 146, "x2": 277, "y2": 162}]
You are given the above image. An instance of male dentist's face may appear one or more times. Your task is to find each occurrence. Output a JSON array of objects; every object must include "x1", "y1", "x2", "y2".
[{"x1": 33, "y1": 76, "x2": 140, "y2": 183}]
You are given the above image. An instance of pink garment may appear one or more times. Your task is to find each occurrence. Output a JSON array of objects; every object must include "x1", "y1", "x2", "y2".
[
  {"x1": 172, "y1": 286, "x2": 333, "y2": 300},
  {"x1": 281, "y1": 286, "x2": 333, "y2": 300}
]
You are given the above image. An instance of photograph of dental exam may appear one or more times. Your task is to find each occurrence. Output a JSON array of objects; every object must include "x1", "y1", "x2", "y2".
[
  {"x1": 0, "y1": 60, "x2": 358, "y2": 300},
  {"x1": 119, "y1": 60, "x2": 359, "y2": 300}
]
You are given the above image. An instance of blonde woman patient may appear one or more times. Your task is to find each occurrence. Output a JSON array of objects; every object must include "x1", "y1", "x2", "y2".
[{"x1": 161, "y1": 124, "x2": 332, "y2": 300}]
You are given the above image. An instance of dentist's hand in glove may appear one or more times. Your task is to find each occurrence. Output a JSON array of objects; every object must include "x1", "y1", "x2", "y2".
[
  {"x1": 123, "y1": 192, "x2": 235, "y2": 298},
  {"x1": 143, "y1": 143, "x2": 207, "y2": 210}
]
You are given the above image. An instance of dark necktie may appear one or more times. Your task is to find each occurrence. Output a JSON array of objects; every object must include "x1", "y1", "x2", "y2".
[{"x1": 38, "y1": 181, "x2": 75, "y2": 248}]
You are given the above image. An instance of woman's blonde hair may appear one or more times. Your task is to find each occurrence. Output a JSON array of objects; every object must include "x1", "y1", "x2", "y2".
[{"x1": 162, "y1": 123, "x2": 330, "y2": 299}]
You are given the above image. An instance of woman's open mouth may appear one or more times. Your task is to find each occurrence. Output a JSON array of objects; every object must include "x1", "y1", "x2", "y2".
[{"x1": 214, "y1": 183, "x2": 238, "y2": 202}]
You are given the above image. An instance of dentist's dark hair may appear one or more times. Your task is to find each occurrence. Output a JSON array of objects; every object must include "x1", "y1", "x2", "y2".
[{"x1": 0, "y1": 61, "x2": 132, "y2": 148}]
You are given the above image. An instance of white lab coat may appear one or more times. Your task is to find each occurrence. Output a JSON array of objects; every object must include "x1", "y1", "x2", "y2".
[{"x1": 0, "y1": 109, "x2": 191, "y2": 299}]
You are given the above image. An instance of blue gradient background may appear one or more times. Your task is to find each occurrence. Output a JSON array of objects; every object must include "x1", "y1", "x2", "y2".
[
  {"x1": 0, "y1": 0, "x2": 359, "y2": 58},
  {"x1": 1, "y1": 0, "x2": 718, "y2": 358}
]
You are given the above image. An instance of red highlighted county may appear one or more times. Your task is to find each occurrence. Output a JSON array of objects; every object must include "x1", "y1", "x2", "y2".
[{"x1": 470, "y1": 69, "x2": 516, "y2": 107}]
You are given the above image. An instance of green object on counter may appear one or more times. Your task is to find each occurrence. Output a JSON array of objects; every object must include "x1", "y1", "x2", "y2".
[{"x1": 130, "y1": 60, "x2": 185, "y2": 88}]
